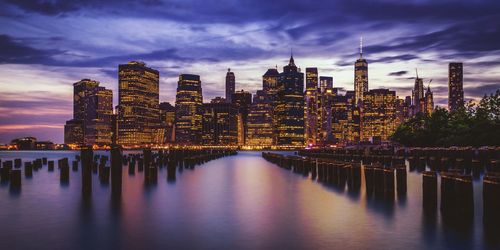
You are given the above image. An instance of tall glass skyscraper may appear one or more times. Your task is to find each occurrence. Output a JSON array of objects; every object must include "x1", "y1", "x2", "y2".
[
  {"x1": 116, "y1": 61, "x2": 160, "y2": 146},
  {"x1": 276, "y1": 55, "x2": 304, "y2": 146},
  {"x1": 225, "y1": 68, "x2": 235, "y2": 103},
  {"x1": 354, "y1": 39, "x2": 368, "y2": 107},
  {"x1": 175, "y1": 74, "x2": 203, "y2": 144}
]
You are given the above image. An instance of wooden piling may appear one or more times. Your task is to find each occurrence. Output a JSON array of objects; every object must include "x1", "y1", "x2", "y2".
[{"x1": 422, "y1": 171, "x2": 437, "y2": 213}]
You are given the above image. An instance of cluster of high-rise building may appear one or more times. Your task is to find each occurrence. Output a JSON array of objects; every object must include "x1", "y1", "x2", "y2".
[{"x1": 64, "y1": 46, "x2": 465, "y2": 148}]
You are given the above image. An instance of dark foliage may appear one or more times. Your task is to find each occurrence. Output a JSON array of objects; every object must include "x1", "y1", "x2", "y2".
[{"x1": 391, "y1": 89, "x2": 500, "y2": 147}]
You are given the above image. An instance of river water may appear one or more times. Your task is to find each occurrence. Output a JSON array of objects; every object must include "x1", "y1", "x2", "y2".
[{"x1": 0, "y1": 151, "x2": 496, "y2": 250}]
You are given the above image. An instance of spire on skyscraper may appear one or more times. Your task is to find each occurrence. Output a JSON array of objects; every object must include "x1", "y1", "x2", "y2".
[
  {"x1": 289, "y1": 48, "x2": 295, "y2": 67},
  {"x1": 359, "y1": 36, "x2": 363, "y2": 59}
]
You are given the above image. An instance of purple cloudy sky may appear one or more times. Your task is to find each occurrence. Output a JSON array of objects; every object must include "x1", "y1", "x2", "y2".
[{"x1": 0, "y1": 0, "x2": 499, "y2": 143}]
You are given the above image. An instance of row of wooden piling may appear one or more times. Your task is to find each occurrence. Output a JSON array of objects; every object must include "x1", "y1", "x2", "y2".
[
  {"x1": 299, "y1": 147, "x2": 499, "y2": 172},
  {"x1": 0, "y1": 148, "x2": 237, "y2": 193},
  {"x1": 262, "y1": 152, "x2": 407, "y2": 198}
]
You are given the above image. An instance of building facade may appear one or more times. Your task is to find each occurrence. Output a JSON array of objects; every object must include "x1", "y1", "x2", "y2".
[
  {"x1": 361, "y1": 89, "x2": 397, "y2": 143},
  {"x1": 64, "y1": 79, "x2": 113, "y2": 146},
  {"x1": 232, "y1": 90, "x2": 252, "y2": 145},
  {"x1": 116, "y1": 61, "x2": 160, "y2": 146},
  {"x1": 276, "y1": 55, "x2": 304, "y2": 146},
  {"x1": 448, "y1": 62, "x2": 464, "y2": 112},
  {"x1": 202, "y1": 98, "x2": 238, "y2": 145},
  {"x1": 159, "y1": 102, "x2": 176, "y2": 144},
  {"x1": 304, "y1": 67, "x2": 319, "y2": 146},
  {"x1": 247, "y1": 90, "x2": 274, "y2": 146},
  {"x1": 225, "y1": 69, "x2": 235, "y2": 103},
  {"x1": 174, "y1": 74, "x2": 203, "y2": 145},
  {"x1": 354, "y1": 44, "x2": 368, "y2": 107}
]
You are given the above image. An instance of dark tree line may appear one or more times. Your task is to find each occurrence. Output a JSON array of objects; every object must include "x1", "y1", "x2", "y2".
[{"x1": 391, "y1": 89, "x2": 500, "y2": 147}]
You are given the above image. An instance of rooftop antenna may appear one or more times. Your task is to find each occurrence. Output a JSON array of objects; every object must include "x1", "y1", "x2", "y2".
[
  {"x1": 415, "y1": 68, "x2": 419, "y2": 79},
  {"x1": 359, "y1": 36, "x2": 363, "y2": 58}
]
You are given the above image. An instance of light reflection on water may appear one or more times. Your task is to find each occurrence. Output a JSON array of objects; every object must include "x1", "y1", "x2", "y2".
[{"x1": 0, "y1": 150, "x2": 497, "y2": 250}]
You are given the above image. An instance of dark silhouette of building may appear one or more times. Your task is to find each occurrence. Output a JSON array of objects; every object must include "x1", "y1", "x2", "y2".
[
  {"x1": 11, "y1": 137, "x2": 37, "y2": 150},
  {"x1": 64, "y1": 119, "x2": 84, "y2": 145},
  {"x1": 175, "y1": 74, "x2": 203, "y2": 144},
  {"x1": 448, "y1": 62, "x2": 464, "y2": 112},
  {"x1": 225, "y1": 68, "x2": 235, "y2": 103},
  {"x1": 354, "y1": 38, "x2": 368, "y2": 107},
  {"x1": 116, "y1": 61, "x2": 160, "y2": 146},
  {"x1": 202, "y1": 98, "x2": 238, "y2": 145},
  {"x1": 276, "y1": 54, "x2": 304, "y2": 146}
]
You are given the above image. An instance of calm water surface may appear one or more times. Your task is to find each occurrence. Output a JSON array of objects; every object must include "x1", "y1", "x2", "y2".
[{"x1": 0, "y1": 151, "x2": 496, "y2": 250}]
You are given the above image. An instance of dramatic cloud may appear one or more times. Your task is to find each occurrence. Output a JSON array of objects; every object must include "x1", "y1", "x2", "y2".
[{"x1": 0, "y1": 0, "x2": 499, "y2": 143}]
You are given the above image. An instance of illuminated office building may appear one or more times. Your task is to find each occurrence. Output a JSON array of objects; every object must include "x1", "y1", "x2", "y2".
[
  {"x1": 116, "y1": 61, "x2": 160, "y2": 146},
  {"x1": 317, "y1": 86, "x2": 335, "y2": 145},
  {"x1": 247, "y1": 90, "x2": 274, "y2": 146},
  {"x1": 263, "y1": 68, "x2": 280, "y2": 144},
  {"x1": 354, "y1": 39, "x2": 368, "y2": 107},
  {"x1": 448, "y1": 62, "x2": 464, "y2": 112},
  {"x1": 331, "y1": 95, "x2": 350, "y2": 144},
  {"x1": 232, "y1": 90, "x2": 252, "y2": 145},
  {"x1": 159, "y1": 102, "x2": 176, "y2": 144},
  {"x1": 174, "y1": 74, "x2": 203, "y2": 145},
  {"x1": 361, "y1": 89, "x2": 397, "y2": 143},
  {"x1": 276, "y1": 54, "x2": 304, "y2": 146},
  {"x1": 319, "y1": 76, "x2": 333, "y2": 93},
  {"x1": 202, "y1": 98, "x2": 238, "y2": 145},
  {"x1": 424, "y1": 86, "x2": 434, "y2": 115},
  {"x1": 225, "y1": 68, "x2": 235, "y2": 103},
  {"x1": 64, "y1": 79, "x2": 113, "y2": 146},
  {"x1": 304, "y1": 68, "x2": 319, "y2": 146}
]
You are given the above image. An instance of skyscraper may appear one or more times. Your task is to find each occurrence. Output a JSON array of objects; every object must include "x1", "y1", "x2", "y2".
[
  {"x1": 448, "y1": 62, "x2": 464, "y2": 112},
  {"x1": 361, "y1": 89, "x2": 397, "y2": 143},
  {"x1": 202, "y1": 98, "x2": 238, "y2": 145},
  {"x1": 159, "y1": 102, "x2": 176, "y2": 144},
  {"x1": 412, "y1": 69, "x2": 424, "y2": 114},
  {"x1": 262, "y1": 68, "x2": 280, "y2": 144},
  {"x1": 247, "y1": 90, "x2": 274, "y2": 146},
  {"x1": 424, "y1": 85, "x2": 434, "y2": 115},
  {"x1": 304, "y1": 68, "x2": 319, "y2": 146},
  {"x1": 116, "y1": 61, "x2": 160, "y2": 146},
  {"x1": 319, "y1": 76, "x2": 333, "y2": 93},
  {"x1": 354, "y1": 38, "x2": 368, "y2": 107},
  {"x1": 225, "y1": 68, "x2": 235, "y2": 103},
  {"x1": 64, "y1": 79, "x2": 113, "y2": 146},
  {"x1": 174, "y1": 74, "x2": 203, "y2": 144},
  {"x1": 232, "y1": 90, "x2": 252, "y2": 145},
  {"x1": 276, "y1": 54, "x2": 304, "y2": 146}
]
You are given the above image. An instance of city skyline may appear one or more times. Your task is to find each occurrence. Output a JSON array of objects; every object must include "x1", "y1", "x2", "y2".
[{"x1": 1, "y1": 0, "x2": 499, "y2": 143}]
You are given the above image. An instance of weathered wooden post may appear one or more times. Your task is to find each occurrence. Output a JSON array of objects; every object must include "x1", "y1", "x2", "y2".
[
  {"x1": 60, "y1": 164, "x2": 69, "y2": 183},
  {"x1": 24, "y1": 162, "x2": 33, "y2": 177},
  {"x1": 423, "y1": 171, "x2": 437, "y2": 213},
  {"x1": 81, "y1": 147, "x2": 93, "y2": 195},
  {"x1": 111, "y1": 146, "x2": 122, "y2": 196},
  {"x1": 396, "y1": 165, "x2": 407, "y2": 196},
  {"x1": 10, "y1": 169, "x2": 21, "y2": 188}
]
